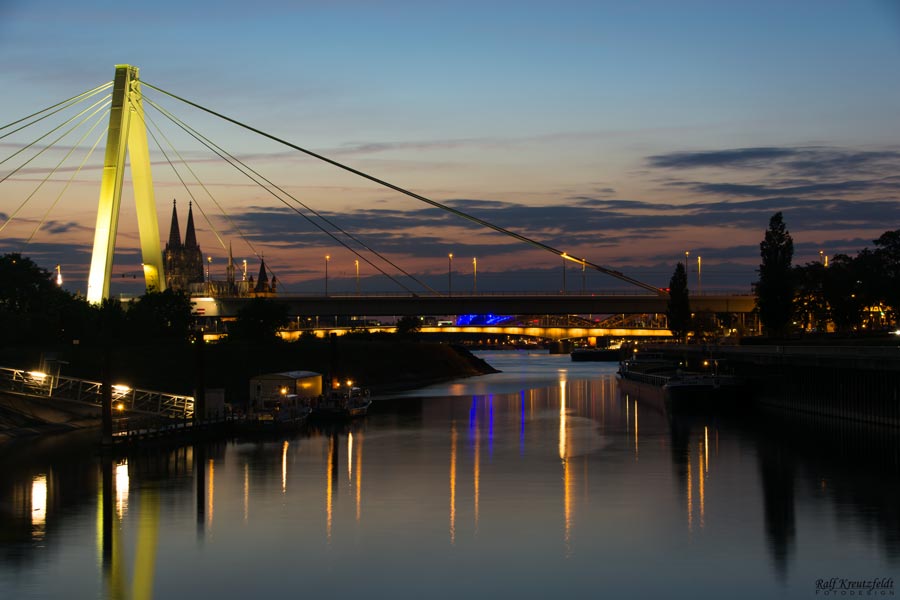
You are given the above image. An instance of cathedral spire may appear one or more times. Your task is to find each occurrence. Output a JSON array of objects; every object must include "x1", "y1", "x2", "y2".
[
  {"x1": 184, "y1": 201, "x2": 198, "y2": 247},
  {"x1": 167, "y1": 199, "x2": 181, "y2": 247},
  {"x1": 226, "y1": 242, "x2": 236, "y2": 289},
  {"x1": 254, "y1": 257, "x2": 269, "y2": 293}
]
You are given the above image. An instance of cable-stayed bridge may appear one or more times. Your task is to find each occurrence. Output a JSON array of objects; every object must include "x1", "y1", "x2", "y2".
[{"x1": 1, "y1": 65, "x2": 755, "y2": 336}]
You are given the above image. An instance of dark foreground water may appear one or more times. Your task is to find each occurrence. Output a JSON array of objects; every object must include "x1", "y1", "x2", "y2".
[{"x1": 1, "y1": 350, "x2": 898, "y2": 599}]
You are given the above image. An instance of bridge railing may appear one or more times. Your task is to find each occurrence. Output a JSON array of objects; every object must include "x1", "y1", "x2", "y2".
[{"x1": 0, "y1": 367, "x2": 194, "y2": 419}]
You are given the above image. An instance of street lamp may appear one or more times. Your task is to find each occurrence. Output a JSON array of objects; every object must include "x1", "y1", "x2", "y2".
[
  {"x1": 207, "y1": 256, "x2": 212, "y2": 294},
  {"x1": 325, "y1": 255, "x2": 330, "y2": 296},
  {"x1": 562, "y1": 253, "x2": 567, "y2": 294},
  {"x1": 448, "y1": 253, "x2": 453, "y2": 296},
  {"x1": 472, "y1": 257, "x2": 477, "y2": 294},
  {"x1": 581, "y1": 261, "x2": 586, "y2": 294},
  {"x1": 697, "y1": 255, "x2": 702, "y2": 295},
  {"x1": 355, "y1": 259, "x2": 360, "y2": 295}
]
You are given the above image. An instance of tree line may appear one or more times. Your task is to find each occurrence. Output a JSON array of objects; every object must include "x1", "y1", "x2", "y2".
[{"x1": 666, "y1": 213, "x2": 900, "y2": 340}]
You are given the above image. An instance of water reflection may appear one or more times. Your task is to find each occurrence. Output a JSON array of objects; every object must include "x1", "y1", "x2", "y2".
[
  {"x1": 449, "y1": 422, "x2": 457, "y2": 545},
  {"x1": 31, "y1": 475, "x2": 47, "y2": 538},
  {"x1": 1, "y1": 352, "x2": 899, "y2": 598}
]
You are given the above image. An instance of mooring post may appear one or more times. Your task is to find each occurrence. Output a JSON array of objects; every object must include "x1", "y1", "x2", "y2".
[
  {"x1": 193, "y1": 331, "x2": 206, "y2": 426},
  {"x1": 101, "y1": 343, "x2": 112, "y2": 446}
]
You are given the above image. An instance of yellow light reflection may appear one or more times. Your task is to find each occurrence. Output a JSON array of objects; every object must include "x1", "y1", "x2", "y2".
[
  {"x1": 626, "y1": 395, "x2": 630, "y2": 430},
  {"x1": 243, "y1": 463, "x2": 249, "y2": 524},
  {"x1": 474, "y1": 420, "x2": 480, "y2": 535},
  {"x1": 115, "y1": 461, "x2": 129, "y2": 518},
  {"x1": 31, "y1": 474, "x2": 47, "y2": 535},
  {"x1": 355, "y1": 432, "x2": 363, "y2": 522},
  {"x1": 633, "y1": 399, "x2": 639, "y2": 460},
  {"x1": 704, "y1": 426, "x2": 709, "y2": 473},
  {"x1": 326, "y1": 439, "x2": 334, "y2": 540},
  {"x1": 348, "y1": 432, "x2": 354, "y2": 483},
  {"x1": 207, "y1": 459, "x2": 215, "y2": 530},
  {"x1": 687, "y1": 449, "x2": 693, "y2": 533},
  {"x1": 558, "y1": 379, "x2": 567, "y2": 460},
  {"x1": 450, "y1": 422, "x2": 457, "y2": 545},
  {"x1": 563, "y1": 457, "x2": 572, "y2": 558},
  {"x1": 282, "y1": 441, "x2": 289, "y2": 494},
  {"x1": 698, "y1": 442, "x2": 705, "y2": 529},
  {"x1": 131, "y1": 488, "x2": 160, "y2": 600}
]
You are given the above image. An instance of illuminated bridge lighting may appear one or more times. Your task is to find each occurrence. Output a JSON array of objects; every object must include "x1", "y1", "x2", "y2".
[{"x1": 455, "y1": 314, "x2": 514, "y2": 326}]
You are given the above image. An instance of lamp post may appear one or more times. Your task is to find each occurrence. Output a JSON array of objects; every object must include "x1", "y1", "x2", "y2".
[
  {"x1": 697, "y1": 255, "x2": 702, "y2": 295},
  {"x1": 325, "y1": 255, "x2": 330, "y2": 296},
  {"x1": 562, "y1": 253, "x2": 567, "y2": 294},
  {"x1": 355, "y1": 259, "x2": 360, "y2": 295},
  {"x1": 581, "y1": 261, "x2": 585, "y2": 294},
  {"x1": 448, "y1": 253, "x2": 453, "y2": 297},
  {"x1": 206, "y1": 256, "x2": 212, "y2": 294},
  {"x1": 472, "y1": 257, "x2": 477, "y2": 294}
]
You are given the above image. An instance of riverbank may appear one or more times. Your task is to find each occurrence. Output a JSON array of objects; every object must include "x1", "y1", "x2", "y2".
[
  {"x1": 0, "y1": 338, "x2": 499, "y2": 442},
  {"x1": 0, "y1": 392, "x2": 101, "y2": 444}
]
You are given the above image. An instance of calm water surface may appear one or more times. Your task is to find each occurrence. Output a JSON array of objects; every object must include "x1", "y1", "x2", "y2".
[{"x1": 1, "y1": 350, "x2": 898, "y2": 599}]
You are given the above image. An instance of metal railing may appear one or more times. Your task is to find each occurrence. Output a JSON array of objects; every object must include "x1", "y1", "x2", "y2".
[{"x1": 0, "y1": 367, "x2": 194, "y2": 419}]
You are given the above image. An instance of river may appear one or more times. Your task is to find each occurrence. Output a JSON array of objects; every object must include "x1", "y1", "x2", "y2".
[{"x1": 0, "y1": 350, "x2": 898, "y2": 599}]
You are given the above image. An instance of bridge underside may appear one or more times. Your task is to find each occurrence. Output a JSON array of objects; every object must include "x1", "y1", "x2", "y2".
[
  {"x1": 192, "y1": 293, "x2": 755, "y2": 318},
  {"x1": 419, "y1": 325, "x2": 671, "y2": 341}
]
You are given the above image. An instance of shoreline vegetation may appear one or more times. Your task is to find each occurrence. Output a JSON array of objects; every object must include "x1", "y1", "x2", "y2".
[{"x1": 0, "y1": 338, "x2": 499, "y2": 443}]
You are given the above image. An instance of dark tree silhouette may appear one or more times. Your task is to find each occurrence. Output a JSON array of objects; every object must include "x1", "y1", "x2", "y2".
[
  {"x1": 126, "y1": 289, "x2": 194, "y2": 342},
  {"x1": 395, "y1": 315, "x2": 422, "y2": 337},
  {"x1": 666, "y1": 262, "x2": 691, "y2": 342},
  {"x1": 756, "y1": 212, "x2": 794, "y2": 337},
  {"x1": 227, "y1": 298, "x2": 288, "y2": 342}
]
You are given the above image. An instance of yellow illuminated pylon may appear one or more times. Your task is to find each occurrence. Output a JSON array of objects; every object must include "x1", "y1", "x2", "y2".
[{"x1": 87, "y1": 65, "x2": 165, "y2": 303}]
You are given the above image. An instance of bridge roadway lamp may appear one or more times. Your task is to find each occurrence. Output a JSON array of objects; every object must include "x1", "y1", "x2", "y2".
[
  {"x1": 325, "y1": 255, "x2": 330, "y2": 296},
  {"x1": 448, "y1": 253, "x2": 453, "y2": 296}
]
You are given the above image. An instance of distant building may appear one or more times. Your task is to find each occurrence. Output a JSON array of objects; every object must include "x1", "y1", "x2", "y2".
[
  {"x1": 249, "y1": 371, "x2": 322, "y2": 413},
  {"x1": 164, "y1": 200, "x2": 204, "y2": 292},
  {"x1": 251, "y1": 257, "x2": 277, "y2": 297}
]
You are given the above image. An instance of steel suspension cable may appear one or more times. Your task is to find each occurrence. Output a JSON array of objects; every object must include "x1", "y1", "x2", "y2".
[
  {"x1": 0, "y1": 100, "x2": 112, "y2": 234},
  {"x1": 0, "y1": 95, "x2": 112, "y2": 170},
  {"x1": 140, "y1": 93, "x2": 430, "y2": 296},
  {"x1": 23, "y1": 120, "x2": 109, "y2": 247},
  {"x1": 139, "y1": 109, "x2": 228, "y2": 252},
  {"x1": 142, "y1": 80, "x2": 665, "y2": 295},
  {"x1": 0, "y1": 81, "x2": 112, "y2": 138},
  {"x1": 139, "y1": 91, "x2": 439, "y2": 296}
]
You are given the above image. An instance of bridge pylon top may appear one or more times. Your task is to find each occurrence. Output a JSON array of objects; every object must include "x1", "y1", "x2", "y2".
[{"x1": 86, "y1": 65, "x2": 166, "y2": 303}]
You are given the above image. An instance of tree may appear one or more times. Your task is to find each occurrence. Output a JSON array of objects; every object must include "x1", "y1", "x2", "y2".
[
  {"x1": 792, "y1": 262, "x2": 828, "y2": 333},
  {"x1": 227, "y1": 298, "x2": 288, "y2": 342},
  {"x1": 126, "y1": 289, "x2": 194, "y2": 342},
  {"x1": 395, "y1": 315, "x2": 422, "y2": 337},
  {"x1": 0, "y1": 253, "x2": 94, "y2": 344},
  {"x1": 756, "y1": 212, "x2": 794, "y2": 337},
  {"x1": 873, "y1": 229, "x2": 900, "y2": 324},
  {"x1": 666, "y1": 263, "x2": 691, "y2": 342},
  {"x1": 822, "y1": 254, "x2": 865, "y2": 333}
]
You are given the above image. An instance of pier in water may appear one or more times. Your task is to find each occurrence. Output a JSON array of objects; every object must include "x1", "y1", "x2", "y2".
[{"x1": 0, "y1": 351, "x2": 897, "y2": 598}]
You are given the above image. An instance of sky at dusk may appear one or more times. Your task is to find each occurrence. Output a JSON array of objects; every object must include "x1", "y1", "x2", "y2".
[{"x1": 2, "y1": 0, "x2": 900, "y2": 295}]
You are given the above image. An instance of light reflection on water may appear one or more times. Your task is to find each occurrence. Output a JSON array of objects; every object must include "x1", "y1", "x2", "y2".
[{"x1": 0, "y1": 350, "x2": 898, "y2": 599}]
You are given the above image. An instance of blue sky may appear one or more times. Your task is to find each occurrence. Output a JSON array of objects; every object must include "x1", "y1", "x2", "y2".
[{"x1": 2, "y1": 0, "x2": 900, "y2": 294}]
